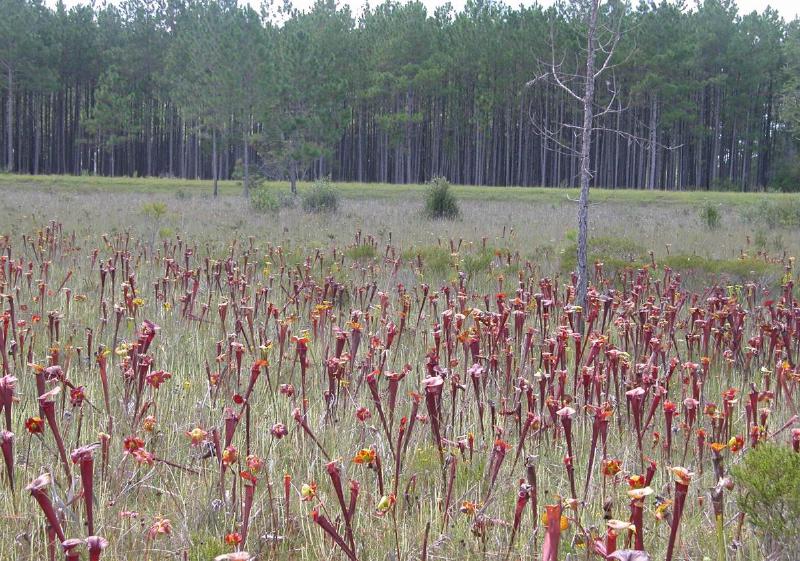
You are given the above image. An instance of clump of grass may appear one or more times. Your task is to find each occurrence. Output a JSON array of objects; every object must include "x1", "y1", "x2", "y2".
[
  {"x1": 732, "y1": 444, "x2": 800, "y2": 558},
  {"x1": 424, "y1": 176, "x2": 459, "y2": 219},
  {"x1": 302, "y1": 177, "x2": 339, "y2": 213},
  {"x1": 699, "y1": 203, "x2": 721, "y2": 229},
  {"x1": 141, "y1": 201, "x2": 168, "y2": 219},
  {"x1": 249, "y1": 183, "x2": 280, "y2": 213},
  {"x1": 462, "y1": 248, "x2": 495, "y2": 276},
  {"x1": 402, "y1": 245, "x2": 454, "y2": 275},
  {"x1": 660, "y1": 255, "x2": 782, "y2": 278},
  {"x1": 560, "y1": 235, "x2": 647, "y2": 272},
  {"x1": 345, "y1": 244, "x2": 378, "y2": 260},
  {"x1": 741, "y1": 199, "x2": 800, "y2": 228}
]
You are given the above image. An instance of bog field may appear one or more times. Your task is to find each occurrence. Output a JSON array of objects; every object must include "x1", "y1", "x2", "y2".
[{"x1": 0, "y1": 175, "x2": 799, "y2": 561}]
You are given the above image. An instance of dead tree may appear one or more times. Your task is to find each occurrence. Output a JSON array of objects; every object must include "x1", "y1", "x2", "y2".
[{"x1": 527, "y1": 0, "x2": 626, "y2": 316}]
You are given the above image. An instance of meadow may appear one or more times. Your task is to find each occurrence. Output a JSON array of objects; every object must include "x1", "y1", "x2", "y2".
[{"x1": 0, "y1": 174, "x2": 799, "y2": 561}]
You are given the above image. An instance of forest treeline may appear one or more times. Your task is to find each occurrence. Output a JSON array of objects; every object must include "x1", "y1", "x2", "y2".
[{"x1": 1, "y1": 0, "x2": 799, "y2": 191}]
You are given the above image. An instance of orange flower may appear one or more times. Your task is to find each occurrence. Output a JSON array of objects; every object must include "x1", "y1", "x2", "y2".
[
  {"x1": 460, "y1": 500, "x2": 481, "y2": 516},
  {"x1": 222, "y1": 446, "x2": 238, "y2": 466},
  {"x1": 709, "y1": 442, "x2": 727, "y2": 453},
  {"x1": 185, "y1": 427, "x2": 208, "y2": 446},
  {"x1": 142, "y1": 415, "x2": 157, "y2": 432},
  {"x1": 352, "y1": 448, "x2": 376, "y2": 465},
  {"x1": 601, "y1": 458, "x2": 621, "y2": 477},
  {"x1": 224, "y1": 532, "x2": 242, "y2": 546}
]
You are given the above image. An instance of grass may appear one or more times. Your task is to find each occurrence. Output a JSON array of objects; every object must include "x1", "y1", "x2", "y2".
[
  {"x1": 4, "y1": 173, "x2": 800, "y2": 207},
  {"x1": 0, "y1": 175, "x2": 798, "y2": 561}
]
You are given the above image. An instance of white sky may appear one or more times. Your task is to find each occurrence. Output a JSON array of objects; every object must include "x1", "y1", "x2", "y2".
[{"x1": 48, "y1": 0, "x2": 799, "y2": 21}]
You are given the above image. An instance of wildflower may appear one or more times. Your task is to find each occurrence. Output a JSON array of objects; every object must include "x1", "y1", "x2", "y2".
[
  {"x1": 352, "y1": 448, "x2": 376, "y2": 465},
  {"x1": 69, "y1": 386, "x2": 87, "y2": 407},
  {"x1": 132, "y1": 448, "x2": 155, "y2": 466},
  {"x1": 460, "y1": 500, "x2": 481, "y2": 516},
  {"x1": 224, "y1": 532, "x2": 243, "y2": 546},
  {"x1": 25, "y1": 416, "x2": 45, "y2": 434},
  {"x1": 185, "y1": 427, "x2": 208, "y2": 446},
  {"x1": 222, "y1": 446, "x2": 239, "y2": 466},
  {"x1": 301, "y1": 481, "x2": 317, "y2": 501},
  {"x1": 375, "y1": 493, "x2": 396, "y2": 515},
  {"x1": 728, "y1": 435, "x2": 744, "y2": 452},
  {"x1": 601, "y1": 458, "x2": 622, "y2": 477},
  {"x1": 355, "y1": 407, "x2": 371, "y2": 422},
  {"x1": 142, "y1": 415, "x2": 157, "y2": 432},
  {"x1": 271, "y1": 423, "x2": 288, "y2": 439},
  {"x1": 123, "y1": 435, "x2": 145, "y2": 453},
  {"x1": 145, "y1": 370, "x2": 171, "y2": 389},
  {"x1": 245, "y1": 454, "x2": 264, "y2": 473},
  {"x1": 148, "y1": 517, "x2": 172, "y2": 539}
]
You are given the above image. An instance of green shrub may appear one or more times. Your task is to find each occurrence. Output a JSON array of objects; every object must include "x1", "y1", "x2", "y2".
[
  {"x1": 424, "y1": 176, "x2": 459, "y2": 219},
  {"x1": 249, "y1": 184, "x2": 279, "y2": 213},
  {"x1": 699, "y1": 203, "x2": 721, "y2": 229},
  {"x1": 732, "y1": 444, "x2": 800, "y2": 557},
  {"x1": 302, "y1": 178, "x2": 339, "y2": 213}
]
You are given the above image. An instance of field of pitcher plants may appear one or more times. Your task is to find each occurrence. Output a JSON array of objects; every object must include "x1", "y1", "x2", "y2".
[{"x1": 0, "y1": 187, "x2": 799, "y2": 561}]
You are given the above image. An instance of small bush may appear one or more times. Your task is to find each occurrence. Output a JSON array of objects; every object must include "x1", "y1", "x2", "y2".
[
  {"x1": 302, "y1": 178, "x2": 339, "y2": 213},
  {"x1": 732, "y1": 444, "x2": 800, "y2": 557},
  {"x1": 141, "y1": 201, "x2": 168, "y2": 219},
  {"x1": 699, "y1": 203, "x2": 721, "y2": 229},
  {"x1": 249, "y1": 184, "x2": 279, "y2": 213},
  {"x1": 424, "y1": 176, "x2": 459, "y2": 219}
]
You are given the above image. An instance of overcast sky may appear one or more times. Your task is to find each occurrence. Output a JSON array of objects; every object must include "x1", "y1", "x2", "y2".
[{"x1": 48, "y1": 0, "x2": 799, "y2": 21}]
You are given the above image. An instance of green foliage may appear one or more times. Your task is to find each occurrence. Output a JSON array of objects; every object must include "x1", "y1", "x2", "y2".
[
  {"x1": 741, "y1": 199, "x2": 800, "y2": 227},
  {"x1": 401, "y1": 245, "x2": 454, "y2": 275},
  {"x1": 732, "y1": 444, "x2": 800, "y2": 557},
  {"x1": 462, "y1": 248, "x2": 496, "y2": 276},
  {"x1": 141, "y1": 201, "x2": 167, "y2": 219},
  {"x1": 424, "y1": 176, "x2": 459, "y2": 219},
  {"x1": 699, "y1": 204, "x2": 722, "y2": 229},
  {"x1": 345, "y1": 244, "x2": 378, "y2": 260},
  {"x1": 301, "y1": 178, "x2": 339, "y2": 214},
  {"x1": 249, "y1": 183, "x2": 280, "y2": 213}
]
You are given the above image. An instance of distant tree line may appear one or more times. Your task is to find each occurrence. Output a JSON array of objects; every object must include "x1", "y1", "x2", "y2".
[{"x1": 1, "y1": 0, "x2": 799, "y2": 191}]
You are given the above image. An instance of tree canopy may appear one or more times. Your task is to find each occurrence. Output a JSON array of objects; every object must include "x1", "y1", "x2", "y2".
[{"x1": 1, "y1": 0, "x2": 798, "y2": 190}]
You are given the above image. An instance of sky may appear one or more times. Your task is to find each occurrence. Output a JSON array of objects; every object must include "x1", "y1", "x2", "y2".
[{"x1": 48, "y1": 0, "x2": 799, "y2": 20}]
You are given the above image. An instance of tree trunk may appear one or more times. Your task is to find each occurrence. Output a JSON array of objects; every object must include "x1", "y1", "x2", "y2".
[
  {"x1": 576, "y1": 0, "x2": 599, "y2": 315},
  {"x1": 243, "y1": 125, "x2": 249, "y2": 196},
  {"x1": 212, "y1": 128, "x2": 218, "y2": 197},
  {"x1": 6, "y1": 66, "x2": 13, "y2": 172},
  {"x1": 290, "y1": 158, "x2": 298, "y2": 195},
  {"x1": 648, "y1": 95, "x2": 658, "y2": 190}
]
